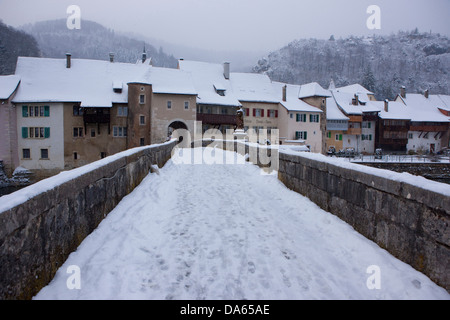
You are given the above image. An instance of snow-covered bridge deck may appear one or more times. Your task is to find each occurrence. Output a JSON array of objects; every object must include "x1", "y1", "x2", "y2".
[{"x1": 35, "y1": 148, "x2": 449, "y2": 299}]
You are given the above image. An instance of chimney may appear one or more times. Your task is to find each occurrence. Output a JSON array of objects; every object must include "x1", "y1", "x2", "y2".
[
  {"x1": 142, "y1": 45, "x2": 147, "y2": 64},
  {"x1": 109, "y1": 52, "x2": 114, "y2": 63},
  {"x1": 352, "y1": 94, "x2": 358, "y2": 106},
  {"x1": 223, "y1": 62, "x2": 230, "y2": 80},
  {"x1": 424, "y1": 89, "x2": 429, "y2": 99},
  {"x1": 384, "y1": 99, "x2": 389, "y2": 112},
  {"x1": 66, "y1": 53, "x2": 72, "y2": 68},
  {"x1": 282, "y1": 85, "x2": 287, "y2": 102},
  {"x1": 401, "y1": 86, "x2": 406, "y2": 99}
]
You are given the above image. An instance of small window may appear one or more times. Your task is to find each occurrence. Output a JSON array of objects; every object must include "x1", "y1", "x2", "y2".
[
  {"x1": 118, "y1": 106, "x2": 128, "y2": 117},
  {"x1": 73, "y1": 105, "x2": 83, "y2": 116},
  {"x1": 184, "y1": 101, "x2": 189, "y2": 110},
  {"x1": 140, "y1": 115, "x2": 145, "y2": 125},
  {"x1": 139, "y1": 94, "x2": 145, "y2": 104},
  {"x1": 23, "y1": 149, "x2": 31, "y2": 159},
  {"x1": 91, "y1": 129, "x2": 96, "y2": 138},
  {"x1": 22, "y1": 106, "x2": 29, "y2": 117},
  {"x1": 140, "y1": 138, "x2": 145, "y2": 146},
  {"x1": 73, "y1": 127, "x2": 83, "y2": 138},
  {"x1": 167, "y1": 101, "x2": 172, "y2": 109},
  {"x1": 40, "y1": 149, "x2": 49, "y2": 159},
  {"x1": 100, "y1": 152, "x2": 107, "y2": 159},
  {"x1": 74, "y1": 152, "x2": 78, "y2": 160}
]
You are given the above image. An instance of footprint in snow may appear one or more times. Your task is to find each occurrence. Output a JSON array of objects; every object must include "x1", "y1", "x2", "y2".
[{"x1": 248, "y1": 261, "x2": 256, "y2": 274}]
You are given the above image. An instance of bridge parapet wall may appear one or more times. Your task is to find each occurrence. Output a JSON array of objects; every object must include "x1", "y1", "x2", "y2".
[
  {"x1": 278, "y1": 151, "x2": 450, "y2": 292},
  {"x1": 0, "y1": 140, "x2": 176, "y2": 300}
]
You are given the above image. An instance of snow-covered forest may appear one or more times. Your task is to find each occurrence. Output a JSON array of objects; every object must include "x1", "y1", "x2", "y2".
[
  {"x1": 0, "y1": 21, "x2": 40, "y2": 74},
  {"x1": 21, "y1": 19, "x2": 178, "y2": 68},
  {"x1": 253, "y1": 30, "x2": 450, "y2": 100},
  {"x1": 0, "y1": 19, "x2": 178, "y2": 75}
]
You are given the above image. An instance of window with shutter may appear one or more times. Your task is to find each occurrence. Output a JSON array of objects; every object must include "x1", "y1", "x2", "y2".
[
  {"x1": 261, "y1": 109, "x2": 264, "y2": 117},
  {"x1": 22, "y1": 127, "x2": 28, "y2": 138},
  {"x1": 44, "y1": 127, "x2": 50, "y2": 138},
  {"x1": 253, "y1": 109, "x2": 256, "y2": 117},
  {"x1": 22, "y1": 106, "x2": 28, "y2": 117},
  {"x1": 275, "y1": 110, "x2": 278, "y2": 118},
  {"x1": 44, "y1": 106, "x2": 50, "y2": 117}
]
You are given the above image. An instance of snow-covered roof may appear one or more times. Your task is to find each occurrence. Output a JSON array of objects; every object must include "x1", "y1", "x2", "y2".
[
  {"x1": 13, "y1": 57, "x2": 149, "y2": 106},
  {"x1": 326, "y1": 97, "x2": 349, "y2": 120},
  {"x1": 298, "y1": 82, "x2": 331, "y2": 99},
  {"x1": 272, "y1": 82, "x2": 322, "y2": 113},
  {"x1": 144, "y1": 67, "x2": 196, "y2": 96},
  {"x1": 0, "y1": 75, "x2": 21, "y2": 100},
  {"x1": 12, "y1": 57, "x2": 196, "y2": 107},
  {"x1": 435, "y1": 95, "x2": 450, "y2": 112},
  {"x1": 178, "y1": 60, "x2": 241, "y2": 107},
  {"x1": 395, "y1": 93, "x2": 450, "y2": 122},
  {"x1": 377, "y1": 101, "x2": 411, "y2": 120},
  {"x1": 335, "y1": 84, "x2": 374, "y2": 95},
  {"x1": 230, "y1": 73, "x2": 278, "y2": 103},
  {"x1": 331, "y1": 90, "x2": 380, "y2": 115}
]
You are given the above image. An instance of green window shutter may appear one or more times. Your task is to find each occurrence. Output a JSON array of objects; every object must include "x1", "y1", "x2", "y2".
[
  {"x1": 44, "y1": 106, "x2": 50, "y2": 117},
  {"x1": 22, "y1": 106, "x2": 28, "y2": 117},
  {"x1": 304, "y1": 131, "x2": 307, "y2": 140},
  {"x1": 22, "y1": 127, "x2": 28, "y2": 138},
  {"x1": 368, "y1": 122, "x2": 371, "y2": 129},
  {"x1": 369, "y1": 134, "x2": 372, "y2": 141},
  {"x1": 309, "y1": 114, "x2": 313, "y2": 122},
  {"x1": 296, "y1": 114, "x2": 300, "y2": 122},
  {"x1": 44, "y1": 127, "x2": 50, "y2": 138},
  {"x1": 339, "y1": 134, "x2": 343, "y2": 141}
]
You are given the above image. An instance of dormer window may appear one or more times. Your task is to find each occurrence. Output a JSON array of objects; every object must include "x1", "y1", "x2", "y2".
[
  {"x1": 213, "y1": 83, "x2": 226, "y2": 96},
  {"x1": 113, "y1": 81, "x2": 123, "y2": 93}
]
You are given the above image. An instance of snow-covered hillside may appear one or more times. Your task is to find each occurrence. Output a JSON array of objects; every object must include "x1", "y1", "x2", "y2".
[
  {"x1": 254, "y1": 30, "x2": 450, "y2": 100},
  {"x1": 34, "y1": 148, "x2": 449, "y2": 300}
]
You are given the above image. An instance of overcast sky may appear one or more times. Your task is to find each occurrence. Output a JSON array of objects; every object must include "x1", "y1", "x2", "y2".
[{"x1": 1, "y1": 0, "x2": 449, "y2": 53}]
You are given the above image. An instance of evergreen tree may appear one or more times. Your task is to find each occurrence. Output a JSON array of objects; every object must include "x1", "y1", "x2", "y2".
[{"x1": 361, "y1": 66, "x2": 376, "y2": 93}]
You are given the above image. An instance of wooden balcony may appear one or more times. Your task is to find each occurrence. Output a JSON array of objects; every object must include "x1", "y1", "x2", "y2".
[
  {"x1": 83, "y1": 113, "x2": 111, "y2": 124},
  {"x1": 410, "y1": 125, "x2": 449, "y2": 132},
  {"x1": 197, "y1": 113, "x2": 237, "y2": 125},
  {"x1": 345, "y1": 127, "x2": 362, "y2": 135}
]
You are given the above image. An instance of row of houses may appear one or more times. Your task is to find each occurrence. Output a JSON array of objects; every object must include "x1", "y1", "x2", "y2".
[{"x1": 1, "y1": 53, "x2": 449, "y2": 178}]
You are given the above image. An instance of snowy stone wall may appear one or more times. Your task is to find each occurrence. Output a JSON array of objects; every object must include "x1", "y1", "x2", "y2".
[
  {"x1": 0, "y1": 140, "x2": 176, "y2": 300},
  {"x1": 278, "y1": 151, "x2": 450, "y2": 292}
]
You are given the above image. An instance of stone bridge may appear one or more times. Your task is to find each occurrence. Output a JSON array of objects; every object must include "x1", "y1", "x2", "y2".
[{"x1": 0, "y1": 140, "x2": 448, "y2": 299}]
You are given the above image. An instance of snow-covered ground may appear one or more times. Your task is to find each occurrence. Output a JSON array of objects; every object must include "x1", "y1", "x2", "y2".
[{"x1": 34, "y1": 148, "x2": 449, "y2": 300}]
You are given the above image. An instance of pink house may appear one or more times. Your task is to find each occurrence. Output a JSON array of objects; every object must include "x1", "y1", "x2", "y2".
[{"x1": 0, "y1": 75, "x2": 21, "y2": 176}]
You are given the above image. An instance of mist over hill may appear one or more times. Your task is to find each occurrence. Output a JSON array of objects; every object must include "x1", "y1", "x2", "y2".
[
  {"x1": 253, "y1": 30, "x2": 450, "y2": 100},
  {"x1": 2, "y1": 18, "x2": 449, "y2": 102},
  {"x1": 20, "y1": 19, "x2": 178, "y2": 68}
]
